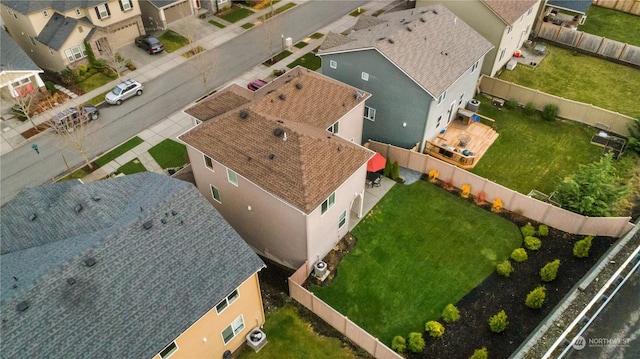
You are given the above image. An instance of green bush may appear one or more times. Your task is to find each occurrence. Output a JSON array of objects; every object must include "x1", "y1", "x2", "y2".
[
  {"x1": 470, "y1": 347, "x2": 489, "y2": 359},
  {"x1": 88, "y1": 67, "x2": 98, "y2": 76},
  {"x1": 391, "y1": 335, "x2": 406, "y2": 354},
  {"x1": 45, "y1": 81, "x2": 57, "y2": 94},
  {"x1": 425, "y1": 320, "x2": 445, "y2": 338},
  {"x1": 496, "y1": 260, "x2": 513, "y2": 277},
  {"x1": 540, "y1": 259, "x2": 560, "y2": 282},
  {"x1": 524, "y1": 236, "x2": 541, "y2": 250},
  {"x1": 511, "y1": 248, "x2": 528, "y2": 262},
  {"x1": 84, "y1": 40, "x2": 97, "y2": 65},
  {"x1": 505, "y1": 99, "x2": 518, "y2": 110},
  {"x1": 10, "y1": 104, "x2": 27, "y2": 121},
  {"x1": 542, "y1": 103, "x2": 559, "y2": 121},
  {"x1": 383, "y1": 156, "x2": 392, "y2": 177},
  {"x1": 524, "y1": 102, "x2": 536, "y2": 115},
  {"x1": 573, "y1": 235, "x2": 593, "y2": 258},
  {"x1": 391, "y1": 161, "x2": 400, "y2": 180},
  {"x1": 408, "y1": 332, "x2": 425, "y2": 353},
  {"x1": 538, "y1": 224, "x2": 549, "y2": 237},
  {"x1": 78, "y1": 65, "x2": 88, "y2": 74},
  {"x1": 488, "y1": 310, "x2": 508, "y2": 333},
  {"x1": 525, "y1": 286, "x2": 546, "y2": 309},
  {"x1": 442, "y1": 303, "x2": 460, "y2": 323},
  {"x1": 520, "y1": 222, "x2": 536, "y2": 237}
]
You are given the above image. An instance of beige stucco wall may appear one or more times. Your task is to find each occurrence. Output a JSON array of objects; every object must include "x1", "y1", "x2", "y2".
[
  {"x1": 334, "y1": 100, "x2": 368, "y2": 144},
  {"x1": 84, "y1": 0, "x2": 142, "y2": 28},
  {"x1": 151, "y1": 273, "x2": 265, "y2": 359}
]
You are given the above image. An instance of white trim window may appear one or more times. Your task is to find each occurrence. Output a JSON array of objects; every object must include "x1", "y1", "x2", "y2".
[
  {"x1": 438, "y1": 90, "x2": 447, "y2": 105},
  {"x1": 119, "y1": 0, "x2": 133, "y2": 11},
  {"x1": 499, "y1": 48, "x2": 506, "y2": 61},
  {"x1": 75, "y1": 8, "x2": 82, "y2": 16},
  {"x1": 361, "y1": 72, "x2": 369, "y2": 81},
  {"x1": 204, "y1": 154, "x2": 214, "y2": 170},
  {"x1": 471, "y1": 61, "x2": 479, "y2": 73},
  {"x1": 159, "y1": 342, "x2": 178, "y2": 358},
  {"x1": 327, "y1": 120, "x2": 339, "y2": 134},
  {"x1": 42, "y1": 10, "x2": 49, "y2": 17},
  {"x1": 321, "y1": 192, "x2": 335, "y2": 215},
  {"x1": 28, "y1": 36, "x2": 37, "y2": 47},
  {"x1": 459, "y1": 92, "x2": 465, "y2": 106},
  {"x1": 364, "y1": 106, "x2": 376, "y2": 121},
  {"x1": 215, "y1": 289, "x2": 240, "y2": 314},
  {"x1": 222, "y1": 315, "x2": 245, "y2": 345},
  {"x1": 210, "y1": 184, "x2": 221, "y2": 203},
  {"x1": 338, "y1": 210, "x2": 346, "y2": 229},
  {"x1": 64, "y1": 44, "x2": 88, "y2": 62},
  {"x1": 329, "y1": 60, "x2": 337, "y2": 69},
  {"x1": 95, "y1": 4, "x2": 110, "y2": 19},
  {"x1": 227, "y1": 168, "x2": 238, "y2": 186}
]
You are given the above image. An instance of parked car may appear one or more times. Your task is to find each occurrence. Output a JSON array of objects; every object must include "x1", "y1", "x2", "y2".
[
  {"x1": 247, "y1": 79, "x2": 267, "y2": 91},
  {"x1": 105, "y1": 79, "x2": 144, "y2": 105},
  {"x1": 50, "y1": 105, "x2": 99, "y2": 133},
  {"x1": 135, "y1": 35, "x2": 164, "y2": 54}
]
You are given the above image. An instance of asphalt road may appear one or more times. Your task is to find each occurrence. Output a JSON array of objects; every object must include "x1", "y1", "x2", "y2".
[{"x1": 0, "y1": 0, "x2": 368, "y2": 205}]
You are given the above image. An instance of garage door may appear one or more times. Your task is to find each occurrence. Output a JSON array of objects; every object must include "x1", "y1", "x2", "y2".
[
  {"x1": 164, "y1": 1, "x2": 191, "y2": 25},
  {"x1": 111, "y1": 22, "x2": 141, "y2": 48}
]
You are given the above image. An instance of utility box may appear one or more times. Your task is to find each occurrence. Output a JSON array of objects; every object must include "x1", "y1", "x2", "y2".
[
  {"x1": 285, "y1": 37, "x2": 293, "y2": 51},
  {"x1": 246, "y1": 328, "x2": 267, "y2": 352}
]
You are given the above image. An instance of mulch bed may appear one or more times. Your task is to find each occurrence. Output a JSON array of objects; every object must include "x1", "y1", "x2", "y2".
[{"x1": 21, "y1": 123, "x2": 50, "y2": 139}]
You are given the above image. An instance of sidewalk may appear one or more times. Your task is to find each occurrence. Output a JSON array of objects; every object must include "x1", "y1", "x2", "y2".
[{"x1": 1, "y1": 0, "x2": 403, "y2": 180}]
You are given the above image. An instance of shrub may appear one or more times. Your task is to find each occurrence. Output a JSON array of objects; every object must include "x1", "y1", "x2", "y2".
[
  {"x1": 524, "y1": 236, "x2": 541, "y2": 250},
  {"x1": 573, "y1": 235, "x2": 593, "y2": 258},
  {"x1": 542, "y1": 103, "x2": 559, "y2": 121},
  {"x1": 77, "y1": 65, "x2": 88, "y2": 74},
  {"x1": 491, "y1": 198, "x2": 503, "y2": 213},
  {"x1": 474, "y1": 190, "x2": 487, "y2": 205},
  {"x1": 442, "y1": 303, "x2": 460, "y2": 323},
  {"x1": 538, "y1": 224, "x2": 549, "y2": 237},
  {"x1": 88, "y1": 67, "x2": 98, "y2": 75},
  {"x1": 525, "y1": 285, "x2": 546, "y2": 309},
  {"x1": 496, "y1": 260, "x2": 513, "y2": 277},
  {"x1": 524, "y1": 102, "x2": 536, "y2": 115},
  {"x1": 44, "y1": 81, "x2": 57, "y2": 94},
  {"x1": 540, "y1": 259, "x2": 560, "y2": 282},
  {"x1": 391, "y1": 161, "x2": 400, "y2": 180},
  {"x1": 408, "y1": 332, "x2": 425, "y2": 353},
  {"x1": 443, "y1": 179, "x2": 454, "y2": 191},
  {"x1": 383, "y1": 156, "x2": 392, "y2": 177},
  {"x1": 520, "y1": 222, "x2": 536, "y2": 237},
  {"x1": 84, "y1": 40, "x2": 97, "y2": 65},
  {"x1": 60, "y1": 67, "x2": 77, "y2": 84},
  {"x1": 505, "y1": 99, "x2": 518, "y2": 110},
  {"x1": 425, "y1": 320, "x2": 445, "y2": 338},
  {"x1": 470, "y1": 347, "x2": 489, "y2": 359},
  {"x1": 428, "y1": 169, "x2": 439, "y2": 182},
  {"x1": 76, "y1": 75, "x2": 86, "y2": 82},
  {"x1": 391, "y1": 335, "x2": 406, "y2": 354},
  {"x1": 488, "y1": 310, "x2": 508, "y2": 333},
  {"x1": 511, "y1": 248, "x2": 528, "y2": 262},
  {"x1": 461, "y1": 184, "x2": 471, "y2": 198}
]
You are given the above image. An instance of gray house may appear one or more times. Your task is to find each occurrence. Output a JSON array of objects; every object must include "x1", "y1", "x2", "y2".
[
  {"x1": 317, "y1": 5, "x2": 493, "y2": 151},
  {"x1": 1, "y1": 173, "x2": 266, "y2": 359}
]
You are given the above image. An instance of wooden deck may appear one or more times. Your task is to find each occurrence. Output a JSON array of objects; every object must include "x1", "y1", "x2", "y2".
[{"x1": 424, "y1": 119, "x2": 499, "y2": 169}]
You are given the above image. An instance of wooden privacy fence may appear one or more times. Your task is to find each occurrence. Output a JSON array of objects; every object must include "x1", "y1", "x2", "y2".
[
  {"x1": 593, "y1": 0, "x2": 640, "y2": 15},
  {"x1": 288, "y1": 263, "x2": 402, "y2": 359},
  {"x1": 367, "y1": 140, "x2": 634, "y2": 238},
  {"x1": 479, "y1": 76, "x2": 635, "y2": 137}
]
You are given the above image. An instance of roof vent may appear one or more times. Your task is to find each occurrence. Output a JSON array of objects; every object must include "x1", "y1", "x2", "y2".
[
  {"x1": 74, "y1": 204, "x2": 83, "y2": 213},
  {"x1": 377, "y1": 37, "x2": 386, "y2": 41},
  {"x1": 421, "y1": 9, "x2": 428, "y2": 13},
  {"x1": 67, "y1": 278, "x2": 76, "y2": 285},
  {"x1": 171, "y1": 210, "x2": 177, "y2": 216},
  {"x1": 295, "y1": 83, "x2": 302, "y2": 89},
  {"x1": 441, "y1": 51, "x2": 448, "y2": 56},
  {"x1": 420, "y1": 17, "x2": 426, "y2": 23},
  {"x1": 355, "y1": 92, "x2": 363, "y2": 100},
  {"x1": 92, "y1": 195, "x2": 101, "y2": 201},
  {"x1": 240, "y1": 111, "x2": 248, "y2": 119},
  {"x1": 84, "y1": 257, "x2": 96, "y2": 267},
  {"x1": 274, "y1": 128, "x2": 283, "y2": 137},
  {"x1": 433, "y1": 9, "x2": 438, "y2": 14},
  {"x1": 161, "y1": 218, "x2": 167, "y2": 224},
  {"x1": 17, "y1": 301, "x2": 29, "y2": 312},
  {"x1": 278, "y1": 94, "x2": 286, "y2": 100},
  {"x1": 406, "y1": 26, "x2": 412, "y2": 32},
  {"x1": 143, "y1": 220, "x2": 153, "y2": 230},
  {"x1": 247, "y1": 156, "x2": 252, "y2": 161},
  {"x1": 29, "y1": 213, "x2": 37, "y2": 221},
  {"x1": 269, "y1": 154, "x2": 275, "y2": 160},
  {"x1": 388, "y1": 38, "x2": 394, "y2": 44},
  {"x1": 180, "y1": 220, "x2": 184, "y2": 225}
]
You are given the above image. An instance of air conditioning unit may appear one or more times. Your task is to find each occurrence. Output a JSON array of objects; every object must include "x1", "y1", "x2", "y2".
[
  {"x1": 246, "y1": 328, "x2": 267, "y2": 352},
  {"x1": 314, "y1": 261, "x2": 329, "y2": 279}
]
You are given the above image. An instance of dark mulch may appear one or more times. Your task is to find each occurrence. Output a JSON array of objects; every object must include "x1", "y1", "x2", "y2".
[{"x1": 21, "y1": 123, "x2": 50, "y2": 139}]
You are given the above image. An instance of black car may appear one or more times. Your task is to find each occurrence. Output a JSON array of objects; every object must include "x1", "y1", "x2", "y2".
[
  {"x1": 135, "y1": 35, "x2": 164, "y2": 54},
  {"x1": 50, "y1": 105, "x2": 99, "y2": 133}
]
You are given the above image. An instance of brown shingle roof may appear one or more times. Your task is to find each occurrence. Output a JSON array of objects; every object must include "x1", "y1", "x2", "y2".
[
  {"x1": 318, "y1": 5, "x2": 493, "y2": 98},
  {"x1": 184, "y1": 84, "x2": 252, "y2": 121},
  {"x1": 180, "y1": 68, "x2": 372, "y2": 213},
  {"x1": 482, "y1": 0, "x2": 539, "y2": 25}
]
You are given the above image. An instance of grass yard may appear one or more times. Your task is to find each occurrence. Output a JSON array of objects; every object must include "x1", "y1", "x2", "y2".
[
  {"x1": 77, "y1": 73, "x2": 116, "y2": 92},
  {"x1": 294, "y1": 41, "x2": 308, "y2": 49},
  {"x1": 216, "y1": 7, "x2": 254, "y2": 23},
  {"x1": 263, "y1": 50, "x2": 292, "y2": 66},
  {"x1": 312, "y1": 181, "x2": 522, "y2": 345},
  {"x1": 235, "y1": 305, "x2": 359, "y2": 359},
  {"x1": 158, "y1": 30, "x2": 190, "y2": 53},
  {"x1": 208, "y1": 20, "x2": 226, "y2": 28},
  {"x1": 309, "y1": 32, "x2": 324, "y2": 39},
  {"x1": 241, "y1": 22, "x2": 255, "y2": 29},
  {"x1": 498, "y1": 45, "x2": 640, "y2": 118},
  {"x1": 95, "y1": 136, "x2": 144, "y2": 167},
  {"x1": 117, "y1": 158, "x2": 147, "y2": 175},
  {"x1": 287, "y1": 52, "x2": 321, "y2": 70},
  {"x1": 148, "y1": 139, "x2": 188, "y2": 169},
  {"x1": 349, "y1": 8, "x2": 365, "y2": 16},
  {"x1": 579, "y1": 6, "x2": 640, "y2": 47},
  {"x1": 86, "y1": 90, "x2": 110, "y2": 106}
]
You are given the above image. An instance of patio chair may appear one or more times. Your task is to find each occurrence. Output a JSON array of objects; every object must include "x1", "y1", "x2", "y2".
[{"x1": 372, "y1": 176, "x2": 382, "y2": 187}]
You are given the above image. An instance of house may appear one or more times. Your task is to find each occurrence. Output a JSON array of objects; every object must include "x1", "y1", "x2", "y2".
[
  {"x1": 0, "y1": 0, "x2": 145, "y2": 72},
  {"x1": 179, "y1": 67, "x2": 374, "y2": 270},
  {"x1": 415, "y1": 0, "x2": 541, "y2": 77},
  {"x1": 317, "y1": 5, "x2": 493, "y2": 151},
  {"x1": 139, "y1": 0, "x2": 197, "y2": 31},
  {"x1": 0, "y1": 30, "x2": 45, "y2": 119},
  {"x1": 0, "y1": 172, "x2": 266, "y2": 359}
]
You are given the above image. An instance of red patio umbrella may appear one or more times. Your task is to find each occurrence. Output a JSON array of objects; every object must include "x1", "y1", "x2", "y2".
[{"x1": 367, "y1": 152, "x2": 386, "y2": 172}]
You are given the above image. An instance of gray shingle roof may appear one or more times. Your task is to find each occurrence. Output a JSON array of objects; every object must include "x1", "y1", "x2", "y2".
[
  {"x1": 0, "y1": 30, "x2": 41, "y2": 71},
  {"x1": 318, "y1": 5, "x2": 493, "y2": 98},
  {"x1": 1, "y1": 172, "x2": 265, "y2": 359},
  {"x1": 2, "y1": 0, "x2": 106, "y2": 14},
  {"x1": 547, "y1": 0, "x2": 592, "y2": 14},
  {"x1": 482, "y1": 0, "x2": 539, "y2": 25},
  {"x1": 149, "y1": 0, "x2": 184, "y2": 9},
  {"x1": 36, "y1": 13, "x2": 87, "y2": 50}
]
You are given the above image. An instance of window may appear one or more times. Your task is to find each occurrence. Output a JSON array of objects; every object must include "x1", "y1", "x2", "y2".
[
  {"x1": 76, "y1": 8, "x2": 82, "y2": 16},
  {"x1": 204, "y1": 155, "x2": 213, "y2": 170},
  {"x1": 507, "y1": 26, "x2": 512, "y2": 34},
  {"x1": 96, "y1": 4, "x2": 110, "y2": 19},
  {"x1": 321, "y1": 192, "x2": 335, "y2": 214},
  {"x1": 364, "y1": 106, "x2": 376, "y2": 121},
  {"x1": 210, "y1": 184, "x2": 221, "y2": 203},
  {"x1": 338, "y1": 210, "x2": 346, "y2": 229},
  {"x1": 159, "y1": 342, "x2": 178, "y2": 358},
  {"x1": 329, "y1": 60, "x2": 337, "y2": 69},
  {"x1": 436, "y1": 115, "x2": 442, "y2": 128},
  {"x1": 42, "y1": 10, "x2": 49, "y2": 17},
  {"x1": 459, "y1": 92, "x2": 465, "y2": 106},
  {"x1": 471, "y1": 61, "x2": 479, "y2": 73},
  {"x1": 227, "y1": 168, "x2": 238, "y2": 186},
  {"x1": 327, "y1": 121, "x2": 339, "y2": 134},
  {"x1": 28, "y1": 36, "x2": 37, "y2": 47},
  {"x1": 215, "y1": 289, "x2": 239, "y2": 314},
  {"x1": 7, "y1": 8, "x2": 13, "y2": 16},
  {"x1": 119, "y1": 0, "x2": 133, "y2": 11},
  {"x1": 499, "y1": 48, "x2": 506, "y2": 61},
  {"x1": 528, "y1": 7, "x2": 533, "y2": 16},
  {"x1": 222, "y1": 315, "x2": 245, "y2": 345},
  {"x1": 64, "y1": 44, "x2": 88, "y2": 62},
  {"x1": 438, "y1": 90, "x2": 447, "y2": 104},
  {"x1": 361, "y1": 72, "x2": 369, "y2": 81}
]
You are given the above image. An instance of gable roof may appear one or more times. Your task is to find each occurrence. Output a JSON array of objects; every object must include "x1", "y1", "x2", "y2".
[
  {"x1": 36, "y1": 13, "x2": 88, "y2": 50},
  {"x1": 482, "y1": 0, "x2": 539, "y2": 25},
  {"x1": 1, "y1": 173, "x2": 265, "y2": 359},
  {"x1": 2, "y1": 0, "x2": 106, "y2": 14},
  {"x1": 0, "y1": 30, "x2": 41, "y2": 72},
  {"x1": 180, "y1": 67, "x2": 373, "y2": 214},
  {"x1": 547, "y1": 0, "x2": 591, "y2": 14},
  {"x1": 317, "y1": 5, "x2": 493, "y2": 99}
]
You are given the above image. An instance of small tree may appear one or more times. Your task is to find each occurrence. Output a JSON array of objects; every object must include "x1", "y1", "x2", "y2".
[
  {"x1": 525, "y1": 285, "x2": 546, "y2": 309},
  {"x1": 425, "y1": 320, "x2": 445, "y2": 338},
  {"x1": 573, "y1": 235, "x2": 593, "y2": 258},
  {"x1": 101, "y1": 45, "x2": 128, "y2": 78},
  {"x1": 391, "y1": 161, "x2": 400, "y2": 180},
  {"x1": 469, "y1": 347, "x2": 489, "y2": 359},
  {"x1": 408, "y1": 332, "x2": 425, "y2": 353},
  {"x1": 50, "y1": 105, "x2": 98, "y2": 170},
  {"x1": 1, "y1": 82, "x2": 41, "y2": 129},
  {"x1": 442, "y1": 303, "x2": 460, "y2": 323},
  {"x1": 383, "y1": 155, "x2": 392, "y2": 177},
  {"x1": 540, "y1": 259, "x2": 560, "y2": 282},
  {"x1": 511, "y1": 248, "x2": 528, "y2": 262},
  {"x1": 391, "y1": 335, "x2": 406, "y2": 354},
  {"x1": 496, "y1": 260, "x2": 513, "y2": 277},
  {"x1": 542, "y1": 103, "x2": 559, "y2": 121},
  {"x1": 488, "y1": 310, "x2": 508, "y2": 333}
]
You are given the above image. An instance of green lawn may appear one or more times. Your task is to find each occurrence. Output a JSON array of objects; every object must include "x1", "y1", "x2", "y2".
[
  {"x1": 86, "y1": 90, "x2": 110, "y2": 106},
  {"x1": 208, "y1": 20, "x2": 226, "y2": 28},
  {"x1": 95, "y1": 136, "x2": 144, "y2": 167},
  {"x1": 312, "y1": 181, "x2": 522, "y2": 344},
  {"x1": 294, "y1": 41, "x2": 308, "y2": 49},
  {"x1": 263, "y1": 50, "x2": 292, "y2": 66},
  {"x1": 236, "y1": 305, "x2": 358, "y2": 359},
  {"x1": 309, "y1": 32, "x2": 324, "y2": 39},
  {"x1": 471, "y1": 100, "x2": 603, "y2": 195},
  {"x1": 216, "y1": 7, "x2": 254, "y2": 23},
  {"x1": 117, "y1": 158, "x2": 147, "y2": 175},
  {"x1": 349, "y1": 8, "x2": 365, "y2": 16},
  {"x1": 158, "y1": 30, "x2": 190, "y2": 53},
  {"x1": 287, "y1": 52, "x2": 321, "y2": 70},
  {"x1": 77, "y1": 73, "x2": 116, "y2": 92},
  {"x1": 241, "y1": 22, "x2": 255, "y2": 29},
  {"x1": 148, "y1": 139, "x2": 188, "y2": 169},
  {"x1": 579, "y1": 6, "x2": 640, "y2": 47},
  {"x1": 498, "y1": 45, "x2": 640, "y2": 118}
]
